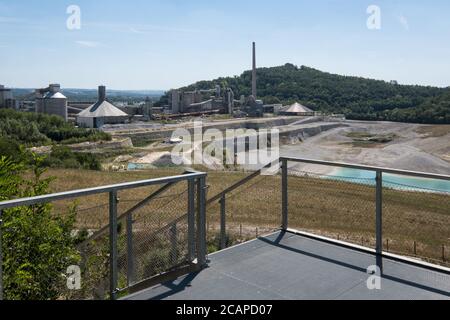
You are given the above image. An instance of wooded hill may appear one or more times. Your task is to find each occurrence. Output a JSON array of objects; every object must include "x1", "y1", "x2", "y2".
[{"x1": 158, "y1": 64, "x2": 450, "y2": 124}]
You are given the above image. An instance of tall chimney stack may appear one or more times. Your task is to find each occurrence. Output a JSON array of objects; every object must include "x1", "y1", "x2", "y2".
[
  {"x1": 252, "y1": 42, "x2": 257, "y2": 98},
  {"x1": 98, "y1": 85, "x2": 106, "y2": 102}
]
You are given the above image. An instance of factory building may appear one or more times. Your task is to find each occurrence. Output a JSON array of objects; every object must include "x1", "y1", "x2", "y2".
[
  {"x1": 77, "y1": 86, "x2": 128, "y2": 128},
  {"x1": 166, "y1": 42, "x2": 264, "y2": 118},
  {"x1": 168, "y1": 85, "x2": 227, "y2": 114},
  {"x1": 35, "y1": 84, "x2": 68, "y2": 120},
  {"x1": 0, "y1": 85, "x2": 17, "y2": 109},
  {"x1": 143, "y1": 96, "x2": 152, "y2": 120}
]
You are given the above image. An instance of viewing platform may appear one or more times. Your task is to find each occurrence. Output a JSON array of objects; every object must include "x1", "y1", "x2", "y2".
[{"x1": 125, "y1": 231, "x2": 450, "y2": 300}]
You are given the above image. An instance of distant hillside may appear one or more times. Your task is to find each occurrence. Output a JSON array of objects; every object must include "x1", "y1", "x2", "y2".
[
  {"x1": 158, "y1": 64, "x2": 449, "y2": 124},
  {"x1": 12, "y1": 88, "x2": 164, "y2": 103}
]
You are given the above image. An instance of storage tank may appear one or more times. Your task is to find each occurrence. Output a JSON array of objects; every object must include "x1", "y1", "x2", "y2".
[{"x1": 36, "y1": 84, "x2": 68, "y2": 121}]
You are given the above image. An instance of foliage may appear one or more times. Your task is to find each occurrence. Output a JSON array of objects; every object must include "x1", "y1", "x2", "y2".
[
  {"x1": 0, "y1": 108, "x2": 111, "y2": 147},
  {"x1": 0, "y1": 153, "x2": 79, "y2": 300},
  {"x1": 0, "y1": 137, "x2": 24, "y2": 160},
  {"x1": 158, "y1": 64, "x2": 450, "y2": 124},
  {"x1": 42, "y1": 146, "x2": 102, "y2": 170}
]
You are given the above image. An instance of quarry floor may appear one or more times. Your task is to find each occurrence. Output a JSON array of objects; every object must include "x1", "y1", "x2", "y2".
[
  {"x1": 107, "y1": 118, "x2": 450, "y2": 175},
  {"x1": 280, "y1": 120, "x2": 450, "y2": 175}
]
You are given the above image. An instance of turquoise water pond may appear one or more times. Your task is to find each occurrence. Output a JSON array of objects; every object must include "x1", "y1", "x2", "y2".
[{"x1": 329, "y1": 168, "x2": 450, "y2": 193}]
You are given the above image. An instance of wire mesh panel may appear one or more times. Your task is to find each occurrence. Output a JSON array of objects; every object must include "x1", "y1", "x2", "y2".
[
  {"x1": 0, "y1": 173, "x2": 205, "y2": 300},
  {"x1": 115, "y1": 183, "x2": 193, "y2": 293},
  {"x1": 286, "y1": 167, "x2": 377, "y2": 248},
  {"x1": 58, "y1": 194, "x2": 111, "y2": 300},
  {"x1": 206, "y1": 174, "x2": 282, "y2": 251},
  {"x1": 382, "y1": 177, "x2": 450, "y2": 267},
  {"x1": 0, "y1": 194, "x2": 112, "y2": 300}
]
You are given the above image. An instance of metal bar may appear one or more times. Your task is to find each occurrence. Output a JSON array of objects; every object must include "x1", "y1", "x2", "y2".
[
  {"x1": 282, "y1": 158, "x2": 288, "y2": 230},
  {"x1": 196, "y1": 177, "x2": 207, "y2": 267},
  {"x1": 187, "y1": 179, "x2": 195, "y2": 261},
  {"x1": 109, "y1": 190, "x2": 118, "y2": 300},
  {"x1": 0, "y1": 172, "x2": 207, "y2": 211},
  {"x1": 280, "y1": 157, "x2": 450, "y2": 181},
  {"x1": 81, "y1": 181, "x2": 179, "y2": 246},
  {"x1": 0, "y1": 210, "x2": 3, "y2": 301},
  {"x1": 376, "y1": 170, "x2": 383, "y2": 255},
  {"x1": 220, "y1": 195, "x2": 226, "y2": 250},
  {"x1": 207, "y1": 159, "x2": 280, "y2": 205},
  {"x1": 126, "y1": 212, "x2": 135, "y2": 286}
]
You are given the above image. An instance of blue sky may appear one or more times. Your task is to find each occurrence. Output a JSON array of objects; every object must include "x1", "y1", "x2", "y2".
[{"x1": 1, "y1": 0, "x2": 450, "y2": 90}]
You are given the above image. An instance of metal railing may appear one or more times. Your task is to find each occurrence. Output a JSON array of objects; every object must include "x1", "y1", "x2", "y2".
[
  {"x1": 283, "y1": 157, "x2": 450, "y2": 270},
  {"x1": 209, "y1": 157, "x2": 449, "y2": 270},
  {"x1": 0, "y1": 171, "x2": 207, "y2": 300},
  {"x1": 1, "y1": 157, "x2": 449, "y2": 300}
]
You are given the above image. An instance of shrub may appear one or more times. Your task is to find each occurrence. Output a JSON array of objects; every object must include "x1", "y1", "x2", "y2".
[
  {"x1": 0, "y1": 153, "x2": 80, "y2": 300},
  {"x1": 0, "y1": 109, "x2": 111, "y2": 146}
]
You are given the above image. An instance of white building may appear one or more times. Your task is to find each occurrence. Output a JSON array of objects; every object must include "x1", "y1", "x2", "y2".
[
  {"x1": 279, "y1": 102, "x2": 315, "y2": 116},
  {"x1": 35, "y1": 84, "x2": 68, "y2": 120},
  {"x1": 77, "y1": 86, "x2": 128, "y2": 128}
]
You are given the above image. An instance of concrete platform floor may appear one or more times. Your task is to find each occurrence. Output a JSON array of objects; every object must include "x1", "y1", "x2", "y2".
[{"x1": 125, "y1": 231, "x2": 450, "y2": 300}]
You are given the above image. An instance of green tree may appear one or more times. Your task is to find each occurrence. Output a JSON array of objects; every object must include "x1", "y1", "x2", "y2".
[{"x1": 0, "y1": 153, "x2": 80, "y2": 300}]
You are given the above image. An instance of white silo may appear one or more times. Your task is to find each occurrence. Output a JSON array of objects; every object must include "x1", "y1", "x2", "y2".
[{"x1": 36, "y1": 84, "x2": 68, "y2": 120}]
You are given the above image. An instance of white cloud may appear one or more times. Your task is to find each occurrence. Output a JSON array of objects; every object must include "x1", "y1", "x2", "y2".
[
  {"x1": 75, "y1": 40, "x2": 101, "y2": 48},
  {"x1": 85, "y1": 22, "x2": 202, "y2": 35},
  {"x1": 398, "y1": 14, "x2": 410, "y2": 31}
]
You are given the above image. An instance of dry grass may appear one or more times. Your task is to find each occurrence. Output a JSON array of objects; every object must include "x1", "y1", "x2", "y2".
[{"x1": 34, "y1": 168, "x2": 450, "y2": 266}]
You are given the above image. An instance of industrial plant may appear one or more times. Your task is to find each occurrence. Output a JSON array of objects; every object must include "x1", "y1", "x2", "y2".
[
  {"x1": 166, "y1": 42, "x2": 266, "y2": 118},
  {"x1": 0, "y1": 85, "x2": 17, "y2": 109},
  {"x1": 0, "y1": 42, "x2": 320, "y2": 129},
  {"x1": 35, "y1": 84, "x2": 68, "y2": 121}
]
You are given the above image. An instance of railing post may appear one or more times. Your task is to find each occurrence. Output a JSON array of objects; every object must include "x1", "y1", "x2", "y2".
[
  {"x1": 282, "y1": 158, "x2": 288, "y2": 230},
  {"x1": 0, "y1": 209, "x2": 3, "y2": 301},
  {"x1": 196, "y1": 177, "x2": 207, "y2": 267},
  {"x1": 220, "y1": 194, "x2": 226, "y2": 250},
  {"x1": 109, "y1": 190, "x2": 119, "y2": 300},
  {"x1": 126, "y1": 212, "x2": 135, "y2": 286},
  {"x1": 376, "y1": 170, "x2": 383, "y2": 255},
  {"x1": 170, "y1": 223, "x2": 178, "y2": 265},
  {"x1": 187, "y1": 179, "x2": 196, "y2": 261}
]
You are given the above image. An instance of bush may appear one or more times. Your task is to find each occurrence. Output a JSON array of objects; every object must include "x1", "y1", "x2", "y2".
[
  {"x1": 42, "y1": 146, "x2": 102, "y2": 170},
  {"x1": 0, "y1": 153, "x2": 79, "y2": 300},
  {"x1": 0, "y1": 109, "x2": 111, "y2": 146},
  {"x1": 0, "y1": 137, "x2": 22, "y2": 159}
]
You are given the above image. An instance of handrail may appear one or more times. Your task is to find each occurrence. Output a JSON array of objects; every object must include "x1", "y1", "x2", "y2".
[
  {"x1": 0, "y1": 171, "x2": 207, "y2": 301},
  {"x1": 207, "y1": 159, "x2": 281, "y2": 205},
  {"x1": 0, "y1": 172, "x2": 207, "y2": 210},
  {"x1": 79, "y1": 171, "x2": 194, "y2": 246},
  {"x1": 281, "y1": 157, "x2": 450, "y2": 181}
]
